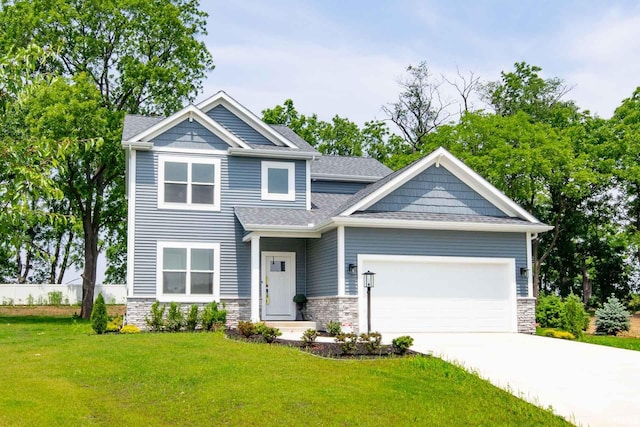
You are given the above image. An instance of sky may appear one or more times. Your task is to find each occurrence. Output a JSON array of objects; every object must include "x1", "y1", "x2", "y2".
[{"x1": 196, "y1": 0, "x2": 640, "y2": 125}]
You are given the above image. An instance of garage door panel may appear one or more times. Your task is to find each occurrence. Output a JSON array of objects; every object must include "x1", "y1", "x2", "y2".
[{"x1": 360, "y1": 256, "x2": 517, "y2": 333}]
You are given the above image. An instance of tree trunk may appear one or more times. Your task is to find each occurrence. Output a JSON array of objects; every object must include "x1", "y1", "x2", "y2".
[
  {"x1": 582, "y1": 262, "x2": 592, "y2": 304},
  {"x1": 532, "y1": 237, "x2": 540, "y2": 298},
  {"x1": 80, "y1": 220, "x2": 98, "y2": 319}
]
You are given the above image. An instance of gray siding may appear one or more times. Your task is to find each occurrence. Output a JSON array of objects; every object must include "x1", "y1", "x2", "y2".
[
  {"x1": 134, "y1": 151, "x2": 307, "y2": 297},
  {"x1": 151, "y1": 119, "x2": 230, "y2": 150},
  {"x1": 344, "y1": 228, "x2": 528, "y2": 297},
  {"x1": 367, "y1": 166, "x2": 505, "y2": 216},
  {"x1": 208, "y1": 105, "x2": 273, "y2": 145},
  {"x1": 306, "y1": 230, "x2": 337, "y2": 297},
  {"x1": 260, "y1": 238, "x2": 306, "y2": 295},
  {"x1": 311, "y1": 180, "x2": 368, "y2": 194}
]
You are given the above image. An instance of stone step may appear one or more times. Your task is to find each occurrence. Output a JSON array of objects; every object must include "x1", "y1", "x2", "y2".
[{"x1": 264, "y1": 320, "x2": 318, "y2": 334}]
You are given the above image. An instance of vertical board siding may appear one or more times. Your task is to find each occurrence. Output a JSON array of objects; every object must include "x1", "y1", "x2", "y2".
[
  {"x1": 260, "y1": 238, "x2": 307, "y2": 295},
  {"x1": 344, "y1": 228, "x2": 528, "y2": 297},
  {"x1": 151, "y1": 119, "x2": 230, "y2": 150},
  {"x1": 306, "y1": 229, "x2": 338, "y2": 297},
  {"x1": 368, "y1": 166, "x2": 505, "y2": 216},
  {"x1": 134, "y1": 151, "x2": 307, "y2": 297},
  {"x1": 311, "y1": 180, "x2": 368, "y2": 194},
  {"x1": 208, "y1": 105, "x2": 273, "y2": 145}
]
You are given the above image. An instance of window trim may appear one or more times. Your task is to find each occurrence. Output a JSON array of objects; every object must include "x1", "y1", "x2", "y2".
[
  {"x1": 158, "y1": 155, "x2": 221, "y2": 211},
  {"x1": 261, "y1": 160, "x2": 295, "y2": 201},
  {"x1": 156, "y1": 241, "x2": 221, "y2": 303}
]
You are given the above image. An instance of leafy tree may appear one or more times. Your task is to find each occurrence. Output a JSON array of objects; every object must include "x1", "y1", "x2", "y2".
[{"x1": 0, "y1": 0, "x2": 213, "y2": 317}]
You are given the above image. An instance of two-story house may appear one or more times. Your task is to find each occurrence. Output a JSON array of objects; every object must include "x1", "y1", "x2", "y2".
[{"x1": 122, "y1": 91, "x2": 551, "y2": 334}]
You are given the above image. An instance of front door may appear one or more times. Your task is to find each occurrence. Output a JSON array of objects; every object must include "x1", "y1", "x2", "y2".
[{"x1": 261, "y1": 252, "x2": 296, "y2": 320}]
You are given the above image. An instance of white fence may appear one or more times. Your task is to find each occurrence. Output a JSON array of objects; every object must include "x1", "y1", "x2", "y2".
[{"x1": 0, "y1": 284, "x2": 127, "y2": 305}]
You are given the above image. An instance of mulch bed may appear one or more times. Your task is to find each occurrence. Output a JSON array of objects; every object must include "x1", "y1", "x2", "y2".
[{"x1": 225, "y1": 329, "x2": 416, "y2": 359}]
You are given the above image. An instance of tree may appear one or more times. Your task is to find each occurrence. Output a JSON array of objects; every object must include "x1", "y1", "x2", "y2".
[
  {"x1": 382, "y1": 62, "x2": 453, "y2": 151},
  {"x1": 0, "y1": 0, "x2": 213, "y2": 317}
]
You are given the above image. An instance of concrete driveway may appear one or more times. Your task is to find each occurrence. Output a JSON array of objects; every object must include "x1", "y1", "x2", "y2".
[{"x1": 386, "y1": 333, "x2": 640, "y2": 427}]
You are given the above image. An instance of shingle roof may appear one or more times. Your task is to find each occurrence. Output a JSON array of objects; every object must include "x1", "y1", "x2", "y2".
[
  {"x1": 122, "y1": 114, "x2": 165, "y2": 140},
  {"x1": 310, "y1": 192, "x2": 353, "y2": 210},
  {"x1": 310, "y1": 156, "x2": 392, "y2": 179},
  {"x1": 348, "y1": 211, "x2": 531, "y2": 225},
  {"x1": 270, "y1": 125, "x2": 318, "y2": 152}
]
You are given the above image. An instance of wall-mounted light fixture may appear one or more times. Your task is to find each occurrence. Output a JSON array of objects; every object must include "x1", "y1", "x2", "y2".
[
  {"x1": 520, "y1": 267, "x2": 529, "y2": 278},
  {"x1": 348, "y1": 263, "x2": 357, "y2": 275}
]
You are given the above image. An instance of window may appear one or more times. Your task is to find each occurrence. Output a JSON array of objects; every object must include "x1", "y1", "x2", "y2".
[
  {"x1": 158, "y1": 156, "x2": 221, "y2": 210},
  {"x1": 157, "y1": 242, "x2": 220, "y2": 302},
  {"x1": 261, "y1": 161, "x2": 295, "y2": 201}
]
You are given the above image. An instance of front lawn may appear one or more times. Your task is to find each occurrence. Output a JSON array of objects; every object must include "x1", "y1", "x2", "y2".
[
  {"x1": 0, "y1": 316, "x2": 569, "y2": 426},
  {"x1": 578, "y1": 334, "x2": 640, "y2": 351}
]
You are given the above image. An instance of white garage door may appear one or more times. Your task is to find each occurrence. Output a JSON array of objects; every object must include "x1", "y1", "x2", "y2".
[{"x1": 358, "y1": 255, "x2": 517, "y2": 333}]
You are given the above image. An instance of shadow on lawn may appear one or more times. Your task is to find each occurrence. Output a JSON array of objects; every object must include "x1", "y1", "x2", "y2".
[{"x1": 0, "y1": 315, "x2": 87, "y2": 325}]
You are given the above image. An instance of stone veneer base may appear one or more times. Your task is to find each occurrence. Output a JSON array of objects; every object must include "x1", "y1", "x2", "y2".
[
  {"x1": 517, "y1": 297, "x2": 536, "y2": 334},
  {"x1": 304, "y1": 296, "x2": 359, "y2": 333}
]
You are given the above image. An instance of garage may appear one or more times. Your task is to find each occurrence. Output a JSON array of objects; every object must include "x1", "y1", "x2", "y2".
[{"x1": 358, "y1": 255, "x2": 517, "y2": 333}]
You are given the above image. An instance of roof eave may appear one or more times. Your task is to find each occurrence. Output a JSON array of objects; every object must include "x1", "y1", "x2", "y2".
[
  {"x1": 121, "y1": 141, "x2": 153, "y2": 150},
  {"x1": 311, "y1": 173, "x2": 382, "y2": 182},
  {"x1": 228, "y1": 147, "x2": 318, "y2": 160}
]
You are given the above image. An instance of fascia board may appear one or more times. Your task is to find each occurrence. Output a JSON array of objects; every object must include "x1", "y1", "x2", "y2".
[
  {"x1": 228, "y1": 147, "x2": 316, "y2": 160},
  {"x1": 311, "y1": 173, "x2": 381, "y2": 182}
]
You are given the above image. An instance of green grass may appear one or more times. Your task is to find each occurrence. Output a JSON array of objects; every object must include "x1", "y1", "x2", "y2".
[
  {"x1": 0, "y1": 316, "x2": 569, "y2": 426},
  {"x1": 578, "y1": 334, "x2": 640, "y2": 351}
]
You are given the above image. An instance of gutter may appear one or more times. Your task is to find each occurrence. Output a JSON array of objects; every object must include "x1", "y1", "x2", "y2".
[{"x1": 227, "y1": 147, "x2": 318, "y2": 160}]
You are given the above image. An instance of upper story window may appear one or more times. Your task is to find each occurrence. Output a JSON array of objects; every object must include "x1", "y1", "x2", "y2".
[
  {"x1": 261, "y1": 161, "x2": 295, "y2": 201},
  {"x1": 158, "y1": 156, "x2": 221, "y2": 211}
]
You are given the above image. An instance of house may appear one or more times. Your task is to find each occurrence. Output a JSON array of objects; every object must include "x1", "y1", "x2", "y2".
[{"x1": 122, "y1": 91, "x2": 552, "y2": 334}]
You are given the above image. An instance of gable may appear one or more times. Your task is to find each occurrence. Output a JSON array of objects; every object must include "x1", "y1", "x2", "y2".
[
  {"x1": 365, "y1": 165, "x2": 506, "y2": 217},
  {"x1": 151, "y1": 119, "x2": 231, "y2": 151},
  {"x1": 208, "y1": 105, "x2": 274, "y2": 145}
]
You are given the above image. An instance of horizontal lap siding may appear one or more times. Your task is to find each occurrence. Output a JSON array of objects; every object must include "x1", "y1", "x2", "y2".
[
  {"x1": 311, "y1": 180, "x2": 368, "y2": 194},
  {"x1": 306, "y1": 230, "x2": 337, "y2": 297},
  {"x1": 208, "y1": 105, "x2": 273, "y2": 145},
  {"x1": 344, "y1": 228, "x2": 528, "y2": 297},
  {"x1": 134, "y1": 152, "x2": 306, "y2": 297},
  {"x1": 152, "y1": 120, "x2": 230, "y2": 150},
  {"x1": 368, "y1": 166, "x2": 505, "y2": 216},
  {"x1": 260, "y1": 238, "x2": 306, "y2": 295}
]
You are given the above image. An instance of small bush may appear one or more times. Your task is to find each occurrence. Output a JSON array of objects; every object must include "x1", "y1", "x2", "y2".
[
  {"x1": 120, "y1": 325, "x2": 141, "y2": 334},
  {"x1": 201, "y1": 301, "x2": 227, "y2": 331},
  {"x1": 536, "y1": 293, "x2": 564, "y2": 329},
  {"x1": 186, "y1": 304, "x2": 199, "y2": 331},
  {"x1": 595, "y1": 295, "x2": 631, "y2": 335},
  {"x1": 562, "y1": 294, "x2": 590, "y2": 338},
  {"x1": 238, "y1": 320, "x2": 257, "y2": 337},
  {"x1": 326, "y1": 320, "x2": 342, "y2": 336},
  {"x1": 90, "y1": 293, "x2": 108, "y2": 334},
  {"x1": 392, "y1": 335, "x2": 414, "y2": 355},
  {"x1": 106, "y1": 315, "x2": 123, "y2": 333},
  {"x1": 48, "y1": 291, "x2": 63, "y2": 306},
  {"x1": 541, "y1": 329, "x2": 575, "y2": 340},
  {"x1": 256, "y1": 322, "x2": 282, "y2": 343},
  {"x1": 627, "y1": 294, "x2": 640, "y2": 313},
  {"x1": 359, "y1": 332, "x2": 383, "y2": 354},
  {"x1": 166, "y1": 302, "x2": 185, "y2": 332},
  {"x1": 335, "y1": 332, "x2": 358, "y2": 354},
  {"x1": 145, "y1": 301, "x2": 166, "y2": 332},
  {"x1": 301, "y1": 329, "x2": 318, "y2": 347}
]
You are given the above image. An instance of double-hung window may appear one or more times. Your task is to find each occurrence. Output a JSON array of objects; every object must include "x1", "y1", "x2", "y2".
[
  {"x1": 158, "y1": 156, "x2": 221, "y2": 210},
  {"x1": 261, "y1": 161, "x2": 295, "y2": 201},
  {"x1": 157, "y1": 242, "x2": 220, "y2": 302}
]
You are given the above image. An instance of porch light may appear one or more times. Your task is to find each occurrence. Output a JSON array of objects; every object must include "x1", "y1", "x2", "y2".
[
  {"x1": 520, "y1": 267, "x2": 529, "y2": 278},
  {"x1": 362, "y1": 270, "x2": 376, "y2": 333},
  {"x1": 348, "y1": 263, "x2": 357, "y2": 275}
]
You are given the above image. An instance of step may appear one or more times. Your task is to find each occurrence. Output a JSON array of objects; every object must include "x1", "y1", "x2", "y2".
[{"x1": 264, "y1": 320, "x2": 318, "y2": 334}]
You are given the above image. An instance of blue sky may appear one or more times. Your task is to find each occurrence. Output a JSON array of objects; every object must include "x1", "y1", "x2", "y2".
[{"x1": 196, "y1": 0, "x2": 640, "y2": 124}]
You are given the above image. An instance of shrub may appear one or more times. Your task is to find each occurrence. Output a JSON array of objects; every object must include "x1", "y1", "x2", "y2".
[
  {"x1": 292, "y1": 294, "x2": 308, "y2": 304},
  {"x1": 562, "y1": 294, "x2": 590, "y2": 338},
  {"x1": 201, "y1": 301, "x2": 227, "y2": 331},
  {"x1": 627, "y1": 294, "x2": 640, "y2": 313},
  {"x1": 48, "y1": 291, "x2": 63, "y2": 306},
  {"x1": 106, "y1": 315, "x2": 124, "y2": 333},
  {"x1": 145, "y1": 301, "x2": 166, "y2": 332},
  {"x1": 90, "y1": 293, "x2": 108, "y2": 334},
  {"x1": 595, "y1": 295, "x2": 631, "y2": 335},
  {"x1": 301, "y1": 329, "x2": 318, "y2": 347},
  {"x1": 326, "y1": 320, "x2": 342, "y2": 336},
  {"x1": 186, "y1": 304, "x2": 199, "y2": 331},
  {"x1": 238, "y1": 320, "x2": 257, "y2": 338},
  {"x1": 541, "y1": 329, "x2": 575, "y2": 340},
  {"x1": 359, "y1": 332, "x2": 382, "y2": 354},
  {"x1": 256, "y1": 322, "x2": 282, "y2": 343},
  {"x1": 166, "y1": 302, "x2": 185, "y2": 332},
  {"x1": 120, "y1": 324, "x2": 141, "y2": 334},
  {"x1": 335, "y1": 332, "x2": 358, "y2": 354},
  {"x1": 392, "y1": 335, "x2": 414, "y2": 355},
  {"x1": 536, "y1": 293, "x2": 564, "y2": 329},
  {"x1": 587, "y1": 295, "x2": 601, "y2": 310}
]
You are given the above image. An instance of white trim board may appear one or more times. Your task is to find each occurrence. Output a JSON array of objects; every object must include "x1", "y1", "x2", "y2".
[
  {"x1": 157, "y1": 155, "x2": 222, "y2": 211},
  {"x1": 126, "y1": 149, "x2": 136, "y2": 297}
]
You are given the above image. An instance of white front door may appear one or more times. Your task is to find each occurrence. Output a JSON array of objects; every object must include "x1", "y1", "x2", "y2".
[{"x1": 262, "y1": 252, "x2": 296, "y2": 320}]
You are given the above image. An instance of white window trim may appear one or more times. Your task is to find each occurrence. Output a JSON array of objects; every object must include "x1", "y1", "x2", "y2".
[
  {"x1": 261, "y1": 160, "x2": 295, "y2": 201},
  {"x1": 156, "y1": 241, "x2": 221, "y2": 303},
  {"x1": 158, "y1": 155, "x2": 221, "y2": 211}
]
